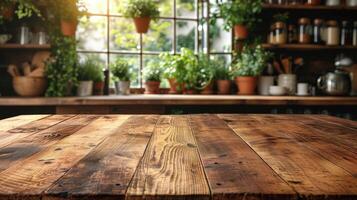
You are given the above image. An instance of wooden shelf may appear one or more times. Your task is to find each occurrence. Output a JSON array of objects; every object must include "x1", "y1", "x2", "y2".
[
  {"x1": 0, "y1": 44, "x2": 51, "y2": 50},
  {"x1": 262, "y1": 4, "x2": 357, "y2": 11},
  {"x1": 262, "y1": 44, "x2": 357, "y2": 51}
]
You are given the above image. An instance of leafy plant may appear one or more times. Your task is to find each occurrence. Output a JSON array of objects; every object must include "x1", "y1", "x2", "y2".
[
  {"x1": 210, "y1": 0, "x2": 263, "y2": 30},
  {"x1": 273, "y1": 12, "x2": 289, "y2": 23},
  {"x1": 123, "y1": 0, "x2": 160, "y2": 19},
  {"x1": 232, "y1": 45, "x2": 272, "y2": 77},
  {"x1": 111, "y1": 58, "x2": 131, "y2": 81},
  {"x1": 143, "y1": 59, "x2": 162, "y2": 82},
  {"x1": 15, "y1": 0, "x2": 42, "y2": 19},
  {"x1": 77, "y1": 58, "x2": 102, "y2": 81},
  {"x1": 214, "y1": 65, "x2": 232, "y2": 80},
  {"x1": 57, "y1": 0, "x2": 87, "y2": 22}
]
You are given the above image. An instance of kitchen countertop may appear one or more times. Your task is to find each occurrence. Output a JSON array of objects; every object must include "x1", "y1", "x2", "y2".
[
  {"x1": 0, "y1": 95, "x2": 357, "y2": 106},
  {"x1": 0, "y1": 114, "x2": 356, "y2": 200}
]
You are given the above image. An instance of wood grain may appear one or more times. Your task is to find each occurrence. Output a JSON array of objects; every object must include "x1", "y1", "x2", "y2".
[
  {"x1": 45, "y1": 115, "x2": 159, "y2": 200},
  {"x1": 126, "y1": 116, "x2": 210, "y2": 200},
  {"x1": 189, "y1": 115, "x2": 295, "y2": 200},
  {"x1": 0, "y1": 115, "x2": 98, "y2": 173},
  {"x1": 0, "y1": 115, "x2": 48, "y2": 132},
  {"x1": 0, "y1": 115, "x2": 130, "y2": 199},
  {"x1": 221, "y1": 115, "x2": 357, "y2": 199},
  {"x1": 0, "y1": 115, "x2": 74, "y2": 149}
]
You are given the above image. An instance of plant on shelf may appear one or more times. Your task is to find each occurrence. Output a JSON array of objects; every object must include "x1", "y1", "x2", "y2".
[
  {"x1": 143, "y1": 59, "x2": 163, "y2": 94},
  {"x1": 214, "y1": 64, "x2": 232, "y2": 95},
  {"x1": 122, "y1": 0, "x2": 160, "y2": 34},
  {"x1": 196, "y1": 54, "x2": 215, "y2": 95},
  {"x1": 211, "y1": 0, "x2": 263, "y2": 40},
  {"x1": 76, "y1": 58, "x2": 101, "y2": 97},
  {"x1": 111, "y1": 58, "x2": 132, "y2": 95},
  {"x1": 55, "y1": 0, "x2": 87, "y2": 36},
  {"x1": 232, "y1": 45, "x2": 272, "y2": 95},
  {"x1": 0, "y1": 0, "x2": 41, "y2": 24}
]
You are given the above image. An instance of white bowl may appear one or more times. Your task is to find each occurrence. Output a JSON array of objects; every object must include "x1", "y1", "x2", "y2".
[
  {"x1": 269, "y1": 86, "x2": 286, "y2": 96},
  {"x1": 0, "y1": 34, "x2": 12, "y2": 44}
]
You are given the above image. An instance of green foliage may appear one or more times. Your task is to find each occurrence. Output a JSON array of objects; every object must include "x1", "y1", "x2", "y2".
[
  {"x1": 111, "y1": 58, "x2": 131, "y2": 81},
  {"x1": 15, "y1": 0, "x2": 41, "y2": 19},
  {"x1": 56, "y1": 0, "x2": 87, "y2": 21},
  {"x1": 77, "y1": 58, "x2": 103, "y2": 82},
  {"x1": 210, "y1": 0, "x2": 263, "y2": 30},
  {"x1": 46, "y1": 36, "x2": 78, "y2": 97},
  {"x1": 214, "y1": 65, "x2": 232, "y2": 80},
  {"x1": 232, "y1": 45, "x2": 272, "y2": 77},
  {"x1": 143, "y1": 59, "x2": 163, "y2": 82},
  {"x1": 123, "y1": 0, "x2": 160, "y2": 19},
  {"x1": 273, "y1": 12, "x2": 289, "y2": 23}
]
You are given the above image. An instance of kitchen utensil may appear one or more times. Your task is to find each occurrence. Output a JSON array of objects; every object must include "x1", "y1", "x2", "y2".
[
  {"x1": 0, "y1": 34, "x2": 12, "y2": 44},
  {"x1": 341, "y1": 64, "x2": 357, "y2": 96},
  {"x1": 18, "y1": 24, "x2": 32, "y2": 45},
  {"x1": 278, "y1": 74, "x2": 297, "y2": 95},
  {"x1": 22, "y1": 62, "x2": 32, "y2": 76},
  {"x1": 258, "y1": 76, "x2": 275, "y2": 95},
  {"x1": 13, "y1": 77, "x2": 47, "y2": 97},
  {"x1": 31, "y1": 51, "x2": 51, "y2": 69},
  {"x1": 273, "y1": 60, "x2": 284, "y2": 74},
  {"x1": 7, "y1": 65, "x2": 20, "y2": 77},
  {"x1": 335, "y1": 54, "x2": 353, "y2": 68},
  {"x1": 317, "y1": 70, "x2": 351, "y2": 96},
  {"x1": 29, "y1": 67, "x2": 45, "y2": 78},
  {"x1": 33, "y1": 31, "x2": 48, "y2": 45},
  {"x1": 297, "y1": 83, "x2": 310, "y2": 96},
  {"x1": 269, "y1": 86, "x2": 286, "y2": 96}
]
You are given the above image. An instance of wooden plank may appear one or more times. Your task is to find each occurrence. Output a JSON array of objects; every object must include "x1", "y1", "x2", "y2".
[
  {"x1": 0, "y1": 115, "x2": 98, "y2": 173},
  {"x1": 126, "y1": 116, "x2": 210, "y2": 200},
  {"x1": 0, "y1": 115, "x2": 130, "y2": 199},
  {"x1": 189, "y1": 115, "x2": 296, "y2": 200},
  {"x1": 309, "y1": 115, "x2": 357, "y2": 130},
  {"x1": 220, "y1": 115, "x2": 357, "y2": 199},
  {"x1": 45, "y1": 115, "x2": 159, "y2": 200},
  {"x1": 0, "y1": 115, "x2": 48, "y2": 132},
  {"x1": 0, "y1": 115, "x2": 75, "y2": 149}
]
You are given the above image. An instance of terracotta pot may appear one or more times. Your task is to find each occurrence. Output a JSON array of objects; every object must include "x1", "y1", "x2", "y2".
[
  {"x1": 235, "y1": 76, "x2": 258, "y2": 95},
  {"x1": 168, "y1": 79, "x2": 180, "y2": 94},
  {"x1": 184, "y1": 89, "x2": 197, "y2": 95},
  {"x1": 61, "y1": 20, "x2": 78, "y2": 36},
  {"x1": 200, "y1": 82, "x2": 214, "y2": 95},
  {"x1": 234, "y1": 25, "x2": 248, "y2": 40},
  {"x1": 217, "y1": 80, "x2": 231, "y2": 95},
  {"x1": 145, "y1": 81, "x2": 161, "y2": 94},
  {"x1": 133, "y1": 17, "x2": 151, "y2": 34},
  {"x1": 93, "y1": 81, "x2": 104, "y2": 95},
  {"x1": 1, "y1": 5, "x2": 15, "y2": 20}
]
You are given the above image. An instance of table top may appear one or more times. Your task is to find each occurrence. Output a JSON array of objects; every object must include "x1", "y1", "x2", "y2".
[{"x1": 0, "y1": 114, "x2": 356, "y2": 200}]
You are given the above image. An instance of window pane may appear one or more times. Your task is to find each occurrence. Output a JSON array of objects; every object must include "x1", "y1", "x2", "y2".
[
  {"x1": 110, "y1": 54, "x2": 140, "y2": 88},
  {"x1": 210, "y1": 54, "x2": 232, "y2": 68},
  {"x1": 143, "y1": 55, "x2": 169, "y2": 88},
  {"x1": 82, "y1": 0, "x2": 107, "y2": 14},
  {"x1": 110, "y1": 17, "x2": 140, "y2": 52},
  {"x1": 177, "y1": 0, "x2": 196, "y2": 19},
  {"x1": 77, "y1": 16, "x2": 108, "y2": 51},
  {"x1": 143, "y1": 19, "x2": 173, "y2": 52},
  {"x1": 176, "y1": 20, "x2": 197, "y2": 52},
  {"x1": 210, "y1": 19, "x2": 231, "y2": 53},
  {"x1": 110, "y1": 0, "x2": 173, "y2": 17},
  {"x1": 78, "y1": 53, "x2": 108, "y2": 69}
]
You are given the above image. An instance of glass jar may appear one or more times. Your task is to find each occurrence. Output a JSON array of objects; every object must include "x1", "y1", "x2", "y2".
[
  {"x1": 325, "y1": 0, "x2": 341, "y2": 6},
  {"x1": 307, "y1": 0, "x2": 321, "y2": 5},
  {"x1": 298, "y1": 18, "x2": 312, "y2": 44},
  {"x1": 326, "y1": 20, "x2": 340, "y2": 46},
  {"x1": 353, "y1": 21, "x2": 357, "y2": 46},
  {"x1": 288, "y1": 25, "x2": 298, "y2": 43},
  {"x1": 268, "y1": 25, "x2": 275, "y2": 44},
  {"x1": 340, "y1": 21, "x2": 352, "y2": 46},
  {"x1": 273, "y1": 22, "x2": 287, "y2": 44},
  {"x1": 313, "y1": 19, "x2": 323, "y2": 44}
]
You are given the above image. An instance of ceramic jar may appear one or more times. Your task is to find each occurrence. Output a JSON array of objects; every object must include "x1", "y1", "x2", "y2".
[
  {"x1": 278, "y1": 74, "x2": 297, "y2": 95},
  {"x1": 258, "y1": 76, "x2": 275, "y2": 95},
  {"x1": 325, "y1": 0, "x2": 341, "y2": 6},
  {"x1": 346, "y1": 0, "x2": 357, "y2": 6}
]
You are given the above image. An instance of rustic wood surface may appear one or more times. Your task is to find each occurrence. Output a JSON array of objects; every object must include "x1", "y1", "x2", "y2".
[{"x1": 0, "y1": 114, "x2": 356, "y2": 200}]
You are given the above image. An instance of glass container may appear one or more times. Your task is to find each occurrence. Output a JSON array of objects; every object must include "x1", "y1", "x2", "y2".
[{"x1": 298, "y1": 18, "x2": 312, "y2": 44}]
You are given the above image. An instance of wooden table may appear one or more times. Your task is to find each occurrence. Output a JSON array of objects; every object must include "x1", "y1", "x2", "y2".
[{"x1": 0, "y1": 114, "x2": 356, "y2": 200}]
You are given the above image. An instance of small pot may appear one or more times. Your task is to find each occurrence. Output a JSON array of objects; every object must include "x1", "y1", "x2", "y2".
[
  {"x1": 133, "y1": 17, "x2": 151, "y2": 34},
  {"x1": 217, "y1": 80, "x2": 231, "y2": 95},
  {"x1": 200, "y1": 82, "x2": 214, "y2": 95},
  {"x1": 145, "y1": 81, "x2": 161, "y2": 94},
  {"x1": 235, "y1": 76, "x2": 258, "y2": 95},
  {"x1": 234, "y1": 25, "x2": 248, "y2": 40},
  {"x1": 61, "y1": 20, "x2": 78, "y2": 36},
  {"x1": 168, "y1": 78, "x2": 180, "y2": 94},
  {"x1": 184, "y1": 89, "x2": 197, "y2": 95},
  {"x1": 93, "y1": 81, "x2": 104, "y2": 95},
  {"x1": 77, "y1": 81, "x2": 93, "y2": 97},
  {"x1": 115, "y1": 81, "x2": 130, "y2": 95}
]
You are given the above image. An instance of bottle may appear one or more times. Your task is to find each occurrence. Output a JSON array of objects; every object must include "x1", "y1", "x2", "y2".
[
  {"x1": 340, "y1": 21, "x2": 352, "y2": 46},
  {"x1": 326, "y1": 20, "x2": 340, "y2": 46},
  {"x1": 313, "y1": 19, "x2": 323, "y2": 44},
  {"x1": 288, "y1": 25, "x2": 298, "y2": 43},
  {"x1": 353, "y1": 21, "x2": 357, "y2": 46},
  {"x1": 298, "y1": 18, "x2": 312, "y2": 44}
]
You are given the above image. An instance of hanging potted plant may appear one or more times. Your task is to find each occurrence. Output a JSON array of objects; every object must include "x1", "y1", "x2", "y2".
[
  {"x1": 111, "y1": 58, "x2": 132, "y2": 95},
  {"x1": 211, "y1": 0, "x2": 263, "y2": 40},
  {"x1": 232, "y1": 45, "x2": 272, "y2": 95},
  {"x1": 77, "y1": 59, "x2": 100, "y2": 97},
  {"x1": 58, "y1": 0, "x2": 87, "y2": 36},
  {"x1": 123, "y1": 0, "x2": 160, "y2": 34},
  {"x1": 143, "y1": 59, "x2": 162, "y2": 94},
  {"x1": 214, "y1": 65, "x2": 232, "y2": 95}
]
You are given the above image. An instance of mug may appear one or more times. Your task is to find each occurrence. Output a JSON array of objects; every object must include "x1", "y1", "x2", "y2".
[
  {"x1": 297, "y1": 83, "x2": 310, "y2": 96},
  {"x1": 278, "y1": 74, "x2": 297, "y2": 95},
  {"x1": 258, "y1": 76, "x2": 275, "y2": 95}
]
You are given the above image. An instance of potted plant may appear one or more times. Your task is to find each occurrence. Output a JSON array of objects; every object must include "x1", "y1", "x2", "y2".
[
  {"x1": 197, "y1": 54, "x2": 215, "y2": 95},
  {"x1": 211, "y1": 0, "x2": 263, "y2": 40},
  {"x1": 77, "y1": 59, "x2": 99, "y2": 97},
  {"x1": 214, "y1": 65, "x2": 232, "y2": 95},
  {"x1": 123, "y1": 0, "x2": 160, "y2": 34},
  {"x1": 58, "y1": 0, "x2": 87, "y2": 36},
  {"x1": 232, "y1": 45, "x2": 272, "y2": 95},
  {"x1": 93, "y1": 65, "x2": 105, "y2": 96},
  {"x1": 143, "y1": 59, "x2": 162, "y2": 94},
  {"x1": 111, "y1": 58, "x2": 131, "y2": 95}
]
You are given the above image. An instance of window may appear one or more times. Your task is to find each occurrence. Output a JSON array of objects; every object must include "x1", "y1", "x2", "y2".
[{"x1": 78, "y1": 0, "x2": 232, "y2": 88}]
